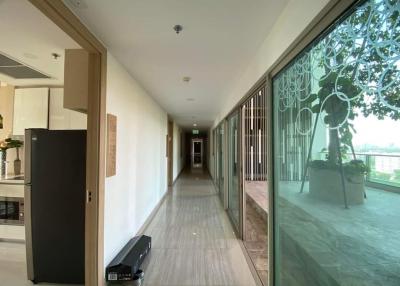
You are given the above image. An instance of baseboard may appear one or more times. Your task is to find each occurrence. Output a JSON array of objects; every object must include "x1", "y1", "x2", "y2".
[
  {"x1": 172, "y1": 167, "x2": 185, "y2": 186},
  {"x1": 135, "y1": 189, "x2": 169, "y2": 235}
]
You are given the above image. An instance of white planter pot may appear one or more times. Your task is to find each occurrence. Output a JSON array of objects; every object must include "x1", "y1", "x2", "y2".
[{"x1": 309, "y1": 167, "x2": 365, "y2": 205}]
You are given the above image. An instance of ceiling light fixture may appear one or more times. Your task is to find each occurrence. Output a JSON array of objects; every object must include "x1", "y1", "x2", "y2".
[
  {"x1": 193, "y1": 123, "x2": 197, "y2": 127},
  {"x1": 183, "y1": 76, "x2": 191, "y2": 83},
  {"x1": 173, "y1": 24, "x2": 183, "y2": 34}
]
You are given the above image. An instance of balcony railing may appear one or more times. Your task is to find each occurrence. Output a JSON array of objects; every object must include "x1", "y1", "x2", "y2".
[{"x1": 318, "y1": 152, "x2": 400, "y2": 192}]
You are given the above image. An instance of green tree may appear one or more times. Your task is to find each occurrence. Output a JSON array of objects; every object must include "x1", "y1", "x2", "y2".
[{"x1": 308, "y1": 0, "x2": 400, "y2": 166}]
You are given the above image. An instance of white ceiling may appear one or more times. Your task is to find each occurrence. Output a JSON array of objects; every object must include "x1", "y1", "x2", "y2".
[
  {"x1": 0, "y1": 0, "x2": 80, "y2": 86},
  {"x1": 65, "y1": 0, "x2": 289, "y2": 129}
]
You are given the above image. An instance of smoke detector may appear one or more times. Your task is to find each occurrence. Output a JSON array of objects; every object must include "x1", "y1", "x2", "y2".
[
  {"x1": 52, "y1": 53, "x2": 61, "y2": 60},
  {"x1": 183, "y1": 76, "x2": 191, "y2": 83}
]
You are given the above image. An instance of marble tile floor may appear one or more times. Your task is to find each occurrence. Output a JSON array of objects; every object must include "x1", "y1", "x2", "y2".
[
  {"x1": 278, "y1": 182, "x2": 400, "y2": 285},
  {"x1": 245, "y1": 181, "x2": 268, "y2": 215},
  {"x1": 0, "y1": 241, "x2": 82, "y2": 286},
  {"x1": 141, "y1": 168, "x2": 257, "y2": 286}
]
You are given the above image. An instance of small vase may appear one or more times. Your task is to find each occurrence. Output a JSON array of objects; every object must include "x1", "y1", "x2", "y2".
[
  {"x1": 14, "y1": 158, "x2": 21, "y2": 175},
  {"x1": 1, "y1": 150, "x2": 6, "y2": 176}
]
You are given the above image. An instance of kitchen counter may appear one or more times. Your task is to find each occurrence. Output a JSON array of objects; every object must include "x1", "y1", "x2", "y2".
[{"x1": 0, "y1": 175, "x2": 24, "y2": 185}]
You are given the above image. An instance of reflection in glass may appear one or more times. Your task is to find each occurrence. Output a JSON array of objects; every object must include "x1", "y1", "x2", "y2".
[
  {"x1": 273, "y1": 0, "x2": 400, "y2": 285},
  {"x1": 243, "y1": 86, "x2": 268, "y2": 285},
  {"x1": 218, "y1": 124, "x2": 225, "y2": 203},
  {"x1": 228, "y1": 112, "x2": 240, "y2": 230}
]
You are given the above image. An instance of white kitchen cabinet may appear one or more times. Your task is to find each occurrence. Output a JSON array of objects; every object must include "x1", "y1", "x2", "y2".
[
  {"x1": 0, "y1": 183, "x2": 24, "y2": 198},
  {"x1": 0, "y1": 225, "x2": 25, "y2": 240},
  {"x1": 49, "y1": 88, "x2": 87, "y2": 130},
  {"x1": 13, "y1": 88, "x2": 49, "y2": 135}
]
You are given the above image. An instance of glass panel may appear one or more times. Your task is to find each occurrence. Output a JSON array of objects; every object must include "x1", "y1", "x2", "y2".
[
  {"x1": 218, "y1": 124, "x2": 225, "y2": 202},
  {"x1": 272, "y1": 1, "x2": 400, "y2": 285},
  {"x1": 368, "y1": 154, "x2": 400, "y2": 188},
  {"x1": 194, "y1": 142, "x2": 201, "y2": 153},
  {"x1": 243, "y1": 86, "x2": 268, "y2": 285},
  {"x1": 192, "y1": 140, "x2": 203, "y2": 167},
  {"x1": 228, "y1": 111, "x2": 240, "y2": 230},
  {"x1": 214, "y1": 129, "x2": 219, "y2": 185}
]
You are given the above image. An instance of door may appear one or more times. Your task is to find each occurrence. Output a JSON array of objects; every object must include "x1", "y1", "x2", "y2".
[
  {"x1": 227, "y1": 111, "x2": 242, "y2": 235},
  {"x1": 218, "y1": 123, "x2": 225, "y2": 204},
  {"x1": 192, "y1": 139, "x2": 203, "y2": 168}
]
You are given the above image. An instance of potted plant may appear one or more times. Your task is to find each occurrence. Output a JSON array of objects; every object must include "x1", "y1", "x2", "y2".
[
  {"x1": 309, "y1": 159, "x2": 369, "y2": 204},
  {"x1": 0, "y1": 138, "x2": 24, "y2": 175},
  {"x1": 302, "y1": 68, "x2": 370, "y2": 204},
  {"x1": 300, "y1": 1, "x2": 400, "y2": 204}
]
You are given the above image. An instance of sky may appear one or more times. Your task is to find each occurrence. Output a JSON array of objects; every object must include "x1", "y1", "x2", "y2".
[{"x1": 352, "y1": 114, "x2": 400, "y2": 148}]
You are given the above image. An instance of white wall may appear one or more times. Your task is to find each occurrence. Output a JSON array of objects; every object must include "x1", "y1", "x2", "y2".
[
  {"x1": 104, "y1": 53, "x2": 168, "y2": 266},
  {"x1": 172, "y1": 122, "x2": 185, "y2": 181},
  {"x1": 213, "y1": 0, "x2": 330, "y2": 126}
]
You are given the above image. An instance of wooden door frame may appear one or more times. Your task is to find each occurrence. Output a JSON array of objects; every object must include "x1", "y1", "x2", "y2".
[
  {"x1": 167, "y1": 120, "x2": 173, "y2": 186},
  {"x1": 28, "y1": 1, "x2": 107, "y2": 285}
]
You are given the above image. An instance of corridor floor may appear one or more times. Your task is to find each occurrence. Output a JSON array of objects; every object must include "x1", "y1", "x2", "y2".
[{"x1": 141, "y1": 168, "x2": 257, "y2": 286}]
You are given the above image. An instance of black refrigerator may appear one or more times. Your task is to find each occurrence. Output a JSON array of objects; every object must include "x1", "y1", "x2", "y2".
[{"x1": 24, "y1": 129, "x2": 86, "y2": 284}]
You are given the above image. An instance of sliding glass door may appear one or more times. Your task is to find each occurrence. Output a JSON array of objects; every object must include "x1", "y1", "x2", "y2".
[
  {"x1": 272, "y1": 0, "x2": 400, "y2": 285},
  {"x1": 227, "y1": 111, "x2": 241, "y2": 232},
  {"x1": 213, "y1": 128, "x2": 218, "y2": 186},
  {"x1": 242, "y1": 85, "x2": 268, "y2": 285},
  {"x1": 218, "y1": 123, "x2": 225, "y2": 203}
]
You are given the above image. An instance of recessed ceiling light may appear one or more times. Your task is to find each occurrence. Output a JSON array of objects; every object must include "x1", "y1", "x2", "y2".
[
  {"x1": 193, "y1": 123, "x2": 197, "y2": 127},
  {"x1": 183, "y1": 76, "x2": 191, "y2": 83},
  {"x1": 186, "y1": 98, "x2": 195, "y2": 101}
]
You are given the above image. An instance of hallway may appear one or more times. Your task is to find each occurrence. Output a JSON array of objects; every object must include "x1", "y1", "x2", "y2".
[{"x1": 141, "y1": 168, "x2": 257, "y2": 286}]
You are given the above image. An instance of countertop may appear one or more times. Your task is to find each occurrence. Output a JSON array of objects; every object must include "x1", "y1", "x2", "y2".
[{"x1": 0, "y1": 175, "x2": 24, "y2": 185}]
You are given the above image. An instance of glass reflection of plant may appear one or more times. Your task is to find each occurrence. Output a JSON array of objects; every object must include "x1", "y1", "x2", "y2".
[{"x1": 300, "y1": 0, "x2": 400, "y2": 207}]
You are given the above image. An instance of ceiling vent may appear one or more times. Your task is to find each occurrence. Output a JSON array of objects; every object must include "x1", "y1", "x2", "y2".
[{"x1": 0, "y1": 53, "x2": 50, "y2": 79}]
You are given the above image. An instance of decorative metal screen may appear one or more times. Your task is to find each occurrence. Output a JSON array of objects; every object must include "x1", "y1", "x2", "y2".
[{"x1": 243, "y1": 83, "x2": 267, "y2": 181}]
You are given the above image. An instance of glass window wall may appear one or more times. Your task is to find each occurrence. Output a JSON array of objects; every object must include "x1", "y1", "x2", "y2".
[
  {"x1": 228, "y1": 111, "x2": 241, "y2": 232},
  {"x1": 272, "y1": 1, "x2": 400, "y2": 285}
]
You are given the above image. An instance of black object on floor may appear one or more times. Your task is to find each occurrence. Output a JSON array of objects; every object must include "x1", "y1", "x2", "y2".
[{"x1": 106, "y1": 235, "x2": 152, "y2": 282}]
